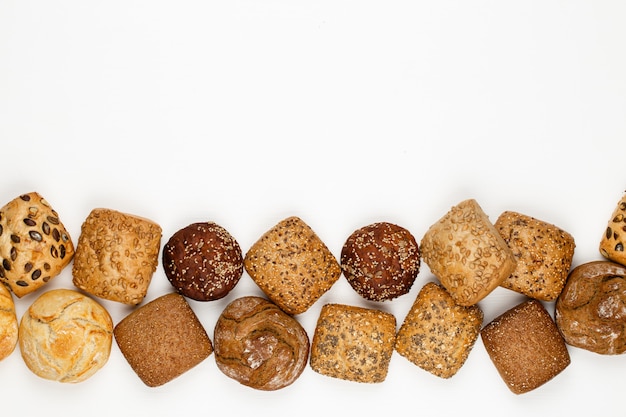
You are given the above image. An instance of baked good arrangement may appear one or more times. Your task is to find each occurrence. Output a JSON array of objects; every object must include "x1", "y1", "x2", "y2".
[{"x1": 1, "y1": 189, "x2": 626, "y2": 395}]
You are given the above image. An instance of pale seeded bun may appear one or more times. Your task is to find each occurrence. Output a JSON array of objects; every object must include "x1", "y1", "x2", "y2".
[
  {"x1": 420, "y1": 199, "x2": 517, "y2": 306},
  {"x1": 19, "y1": 289, "x2": 113, "y2": 383},
  {"x1": 0, "y1": 283, "x2": 18, "y2": 361},
  {"x1": 213, "y1": 296, "x2": 310, "y2": 391},
  {"x1": 600, "y1": 192, "x2": 626, "y2": 266},
  {"x1": 0, "y1": 192, "x2": 74, "y2": 297},
  {"x1": 72, "y1": 208, "x2": 162, "y2": 305}
]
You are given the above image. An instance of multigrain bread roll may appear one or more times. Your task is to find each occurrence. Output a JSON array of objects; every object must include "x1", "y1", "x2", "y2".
[
  {"x1": 114, "y1": 293, "x2": 213, "y2": 387},
  {"x1": 244, "y1": 216, "x2": 341, "y2": 315},
  {"x1": 72, "y1": 208, "x2": 162, "y2": 305},
  {"x1": 18, "y1": 289, "x2": 113, "y2": 383},
  {"x1": 495, "y1": 211, "x2": 575, "y2": 301},
  {"x1": 310, "y1": 303, "x2": 396, "y2": 383},
  {"x1": 395, "y1": 282, "x2": 483, "y2": 378},
  {"x1": 0, "y1": 283, "x2": 18, "y2": 361},
  {"x1": 420, "y1": 199, "x2": 517, "y2": 306},
  {"x1": 481, "y1": 299, "x2": 570, "y2": 394},
  {"x1": 600, "y1": 192, "x2": 626, "y2": 266},
  {"x1": 213, "y1": 296, "x2": 309, "y2": 391},
  {"x1": 0, "y1": 192, "x2": 74, "y2": 297},
  {"x1": 341, "y1": 222, "x2": 420, "y2": 302},
  {"x1": 555, "y1": 261, "x2": 626, "y2": 354}
]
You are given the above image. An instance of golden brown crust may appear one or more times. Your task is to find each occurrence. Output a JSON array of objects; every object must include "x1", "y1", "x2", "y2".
[
  {"x1": 495, "y1": 211, "x2": 575, "y2": 301},
  {"x1": 72, "y1": 208, "x2": 162, "y2": 305},
  {"x1": 420, "y1": 199, "x2": 517, "y2": 306},
  {"x1": 244, "y1": 216, "x2": 341, "y2": 315},
  {"x1": 213, "y1": 296, "x2": 309, "y2": 390},
  {"x1": 0, "y1": 283, "x2": 18, "y2": 361},
  {"x1": 18, "y1": 289, "x2": 113, "y2": 383},
  {"x1": 309, "y1": 303, "x2": 396, "y2": 383},
  {"x1": 0, "y1": 192, "x2": 74, "y2": 297},
  {"x1": 600, "y1": 192, "x2": 626, "y2": 266},
  {"x1": 340, "y1": 222, "x2": 420, "y2": 301},
  {"x1": 395, "y1": 282, "x2": 483, "y2": 378},
  {"x1": 481, "y1": 299, "x2": 570, "y2": 394},
  {"x1": 114, "y1": 293, "x2": 213, "y2": 387},
  {"x1": 555, "y1": 260, "x2": 626, "y2": 354}
]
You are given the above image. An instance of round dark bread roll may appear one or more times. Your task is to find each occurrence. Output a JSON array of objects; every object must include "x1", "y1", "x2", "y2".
[
  {"x1": 555, "y1": 260, "x2": 626, "y2": 354},
  {"x1": 340, "y1": 222, "x2": 420, "y2": 301},
  {"x1": 213, "y1": 296, "x2": 310, "y2": 391},
  {"x1": 162, "y1": 222, "x2": 243, "y2": 301}
]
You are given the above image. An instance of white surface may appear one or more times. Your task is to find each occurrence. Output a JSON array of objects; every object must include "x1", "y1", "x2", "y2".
[{"x1": 1, "y1": 1, "x2": 625, "y2": 416}]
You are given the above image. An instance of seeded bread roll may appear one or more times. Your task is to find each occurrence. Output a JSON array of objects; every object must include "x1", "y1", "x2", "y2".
[
  {"x1": 481, "y1": 299, "x2": 570, "y2": 394},
  {"x1": 310, "y1": 303, "x2": 396, "y2": 383},
  {"x1": 395, "y1": 282, "x2": 483, "y2": 378},
  {"x1": 244, "y1": 216, "x2": 341, "y2": 315},
  {"x1": 163, "y1": 222, "x2": 243, "y2": 301},
  {"x1": 341, "y1": 222, "x2": 420, "y2": 302},
  {"x1": 420, "y1": 199, "x2": 517, "y2": 306},
  {"x1": 555, "y1": 261, "x2": 626, "y2": 354},
  {"x1": 72, "y1": 208, "x2": 162, "y2": 305},
  {"x1": 600, "y1": 192, "x2": 626, "y2": 266},
  {"x1": 213, "y1": 296, "x2": 309, "y2": 391},
  {"x1": 495, "y1": 211, "x2": 575, "y2": 301},
  {"x1": 0, "y1": 192, "x2": 74, "y2": 297},
  {"x1": 0, "y1": 283, "x2": 18, "y2": 361},
  {"x1": 114, "y1": 293, "x2": 213, "y2": 387},
  {"x1": 19, "y1": 289, "x2": 113, "y2": 383}
]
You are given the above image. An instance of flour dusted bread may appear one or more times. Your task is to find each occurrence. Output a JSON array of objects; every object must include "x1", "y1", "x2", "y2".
[
  {"x1": 395, "y1": 282, "x2": 483, "y2": 378},
  {"x1": 600, "y1": 192, "x2": 626, "y2": 266},
  {"x1": 420, "y1": 199, "x2": 517, "y2": 306},
  {"x1": 114, "y1": 293, "x2": 213, "y2": 387},
  {"x1": 495, "y1": 211, "x2": 575, "y2": 301},
  {"x1": 19, "y1": 289, "x2": 113, "y2": 383},
  {"x1": 72, "y1": 208, "x2": 162, "y2": 305},
  {"x1": 0, "y1": 192, "x2": 74, "y2": 297},
  {"x1": 0, "y1": 283, "x2": 18, "y2": 361},
  {"x1": 244, "y1": 216, "x2": 341, "y2": 315}
]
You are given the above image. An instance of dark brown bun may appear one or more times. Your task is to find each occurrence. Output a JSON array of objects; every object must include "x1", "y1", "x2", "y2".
[
  {"x1": 213, "y1": 296, "x2": 309, "y2": 391},
  {"x1": 555, "y1": 260, "x2": 626, "y2": 354},
  {"x1": 162, "y1": 222, "x2": 243, "y2": 301},
  {"x1": 340, "y1": 222, "x2": 420, "y2": 301}
]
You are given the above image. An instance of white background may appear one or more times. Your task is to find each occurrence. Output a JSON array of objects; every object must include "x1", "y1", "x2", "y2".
[{"x1": 1, "y1": 1, "x2": 625, "y2": 416}]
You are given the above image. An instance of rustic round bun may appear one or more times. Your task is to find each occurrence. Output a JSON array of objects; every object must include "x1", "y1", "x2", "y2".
[
  {"x1": 213, "y1": 296, "x2": 310, "y2": 391},
  {"x1": 555, "y1": 260, "x2": 626, "y2": 354},
  {"x1": 340, "y1": 222, "x2": 420, "y2": 301},
  {"x1": 0, "y1": 283, "x2": 18, "y2": 361},
  {"x1": 162, "y1": 222, "x2": 243, "y2": 301},
  {"x1": 19, "y1": 289, "x2": 113, "y2": 383}
]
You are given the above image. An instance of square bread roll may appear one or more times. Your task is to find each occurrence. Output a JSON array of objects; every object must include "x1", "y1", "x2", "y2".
[
  {"x1": 72, "y1": 208, "x2": 162, "y2": 305},
  {"x1": 420, "y1": 199, "x2": 517, "y2": 306},
  {"x1": 0, "y1": 192, "x2": 74, "y2": 297},
  {"x1": 309, "y1": 303, "x2": 396, "y2": 383},
  {"x1": 481, "y1": 299, "x2": 570, "y2": 394},
  {"x1": 244, "y1": 216, "x2": 341, "y2": 315},
  {"x1": 600, "y1": 192, "x2": 626, "y2": 266},
  {"x1": 114, "y1": 293, "x2": 213, "y2": 387},
  {"x1": 495, "y1": 211, "x2": 575, "y2": 301},
  {"x1": 395, "y1": 282, "x2": 483, "y2": 379}
]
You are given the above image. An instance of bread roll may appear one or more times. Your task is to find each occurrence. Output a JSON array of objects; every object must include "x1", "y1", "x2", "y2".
[
  {"x1": 600, "y1": 192, "x2": 626, "y2": 266},
  {"x1": 0, "y1": 283, "x2": 18, "y2": 361}
]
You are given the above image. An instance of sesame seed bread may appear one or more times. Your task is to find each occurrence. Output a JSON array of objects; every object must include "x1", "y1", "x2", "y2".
[
  {"x1": 114, "y1": 292, "x2": 213, "y2": 387},
  {"x1": 18, "y1": 289, "x2": 113, "y2": 383},
  {"x1": 481, "y1": 299, "x2": 570, "y2": 394},
  {"x1": 309, "y1": 303, "x2": 396, "y2": 383},
  {"x1": 495, "y1": 211, "x2": 575, "y2": 301},
  {"x1": 0, "y1": 283, "x2": 18, "y2": 361},
  {"x1": 395, "y1": 282, "x2": 483, "y2": 379},
  {"x1": 600, "y1": 192, "x2": 626, "y2": 266},
  {"x1": 340, "y1": 222, "x2": 420, "y2": 302},
  {"x1": 420, "y1": 199, "x2": 517, "y2": 306},
  {"x1": 213, "y1": 296, "x2": 310, "y2": 391},
  {"x1": 0, "y1": 192, "x2": 75, "y2": 298},
  {"x1": 72, "y1": 208, "x2": 162, "y2": 305},
  {"x1": 244, "y1": 216, "x2": 341, "y2": 315}
]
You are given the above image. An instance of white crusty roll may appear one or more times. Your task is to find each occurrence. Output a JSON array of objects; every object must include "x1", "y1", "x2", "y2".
[{"x1": 19, "y1": 289, "x2": 113, "y2": 383}]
